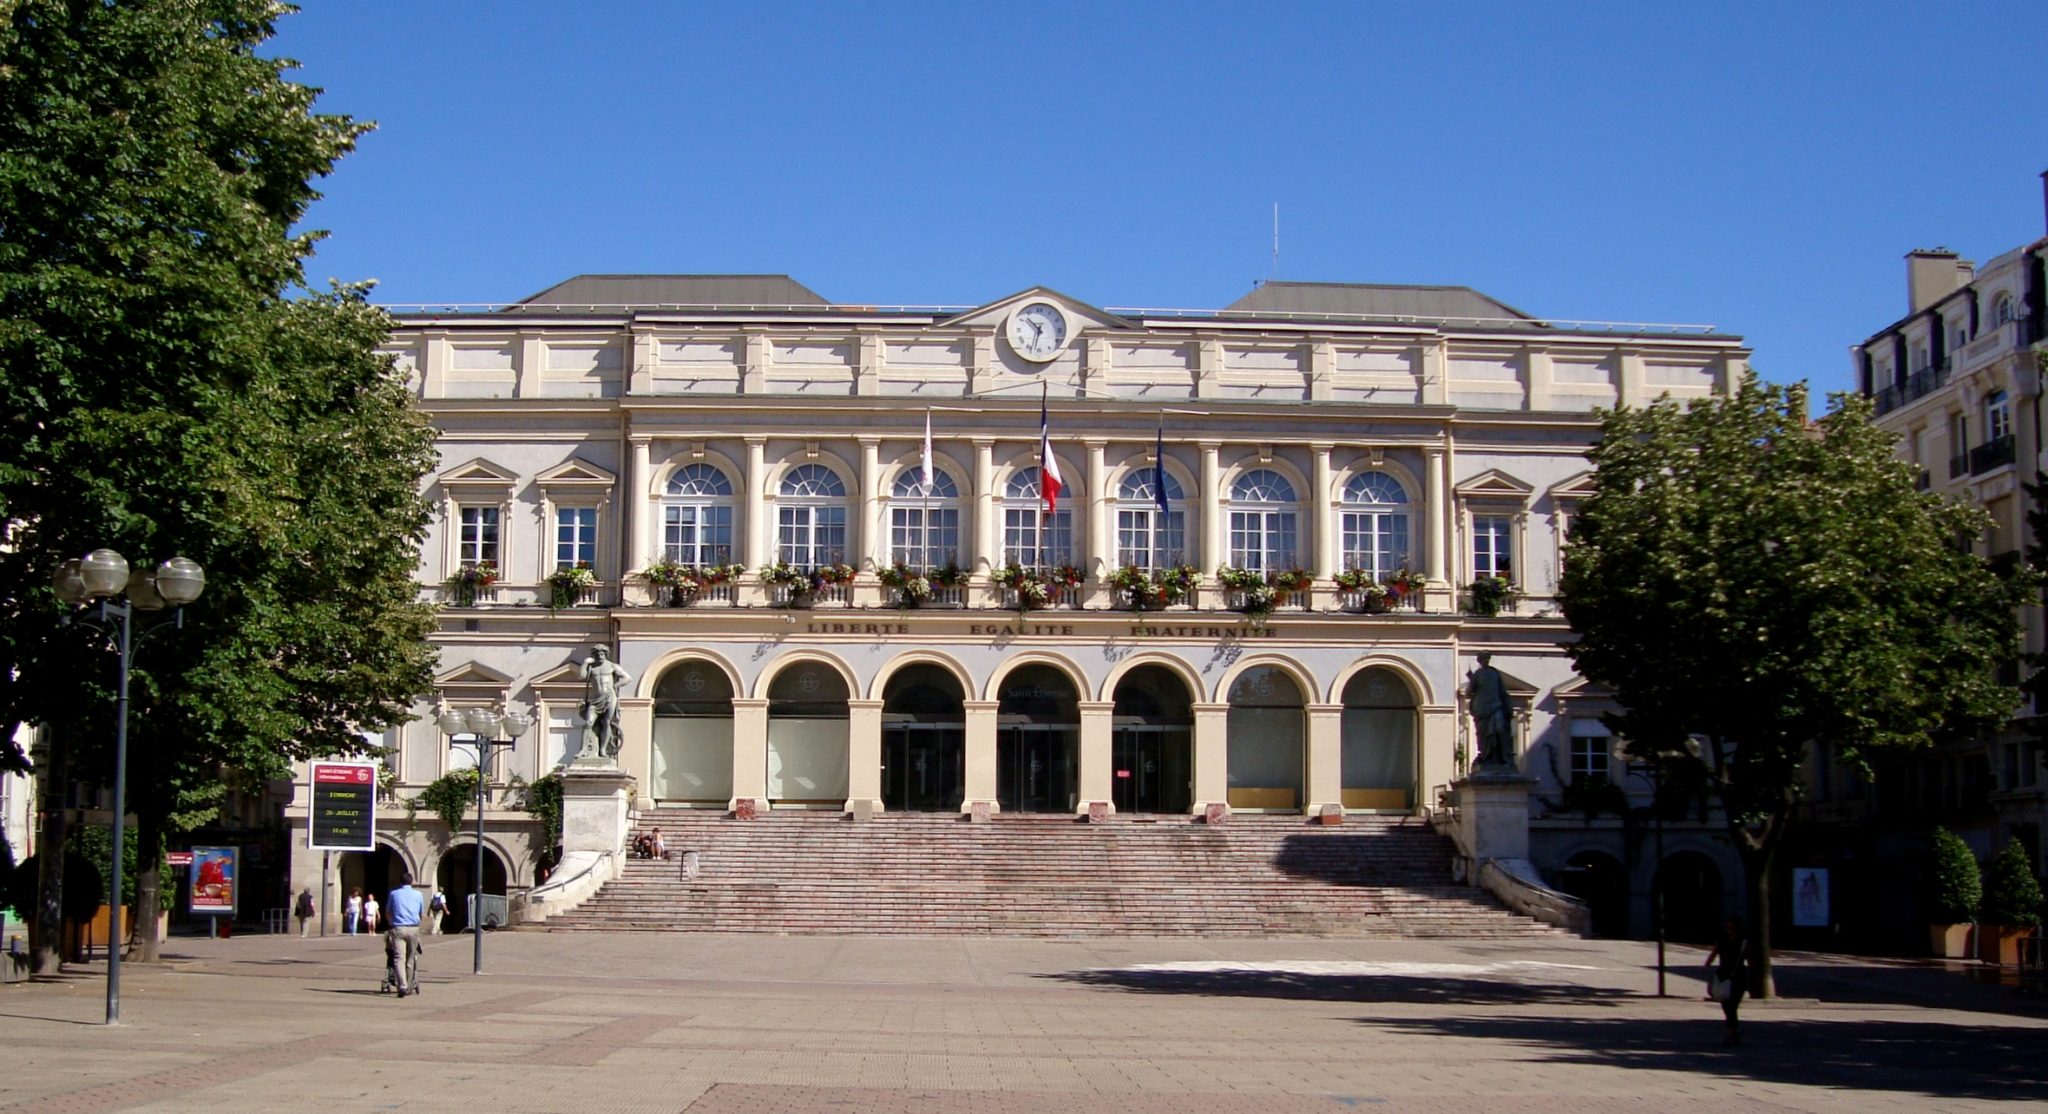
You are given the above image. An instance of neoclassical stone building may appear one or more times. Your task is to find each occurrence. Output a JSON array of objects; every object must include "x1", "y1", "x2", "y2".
[{"x1": 283, "y1": 274, "x2": 1751, "y2": 934}]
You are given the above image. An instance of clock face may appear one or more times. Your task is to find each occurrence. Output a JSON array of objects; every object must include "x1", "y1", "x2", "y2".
[{"x1": 1006, "y1": 302, "x2": 1069, "y2": 362}]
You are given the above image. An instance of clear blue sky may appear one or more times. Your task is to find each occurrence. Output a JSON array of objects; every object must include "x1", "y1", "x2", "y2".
[{"x1": 276, "y1": 1, "x2": 2046, "y2": 399}]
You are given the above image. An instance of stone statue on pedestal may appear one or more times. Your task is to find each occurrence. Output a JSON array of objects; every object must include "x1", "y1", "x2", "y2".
[
  {"x1": 1466, "y1": 651, "x2": 1514, "y2": 769},
  {"x1": 578, "y1": 646, "x2": 632, "y2": 760}
]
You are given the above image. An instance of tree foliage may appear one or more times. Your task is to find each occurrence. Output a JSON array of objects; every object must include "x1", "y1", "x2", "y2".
[
  {"x1": 0, "y1": 1, "x2": 436, "y2": 961},
  {"x1": 1980, "y1": 841, "x2": 2043, "y2": 929},
  {"x1": 1561, "y1": 375, "x2": 2029, "y2": 992},
  {"x1": 1926, "y1": 826, "x2": 1982, "y2": 925}
]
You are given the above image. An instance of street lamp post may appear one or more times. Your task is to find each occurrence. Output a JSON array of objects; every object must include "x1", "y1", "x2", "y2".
[
  {"x1": 436, "y1": 706, "x2": 530, "y2": 975},
  {"x1": 52, "y1": 549, "x2": 207, "y2": 1026}
]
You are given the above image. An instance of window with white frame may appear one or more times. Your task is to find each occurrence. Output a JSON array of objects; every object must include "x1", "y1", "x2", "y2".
[
  {"x1": 777, "y1": 463, "x2": 847, "y2": 568},
  {"x1": 1986, "y1": 389, "x2": 2012, "y2": 443},
  {"x1": 663, "y1": 463, "x2": 735, "y2": 566},
  {"x1": 1472, "y1": 514, "x2": 1513, "y2": 580},
  {"x1": 1003, "y1": 467, "x2": 1072, "y2": 568},
  {"x1": 1116, "y1": 467, "x2": 1186, "y2": 571},
  {"x1": 457, "y1": 506, "x2": 500, "y2": 566},
  {"x1": 554, "y1": 506, "x2": 598, "y2": 570},
  {"x1": 1951, "y1": 412, "x2": 1969, "y2": 456},
  {"x1": 1910, "y1": 342, "x2": 1928, "y2": 373},
  {"x1": 1569, "y1": 719, "x2": 1611, "y2": 784},
  {"x1": 889, "y1": 469, "x2": 961, "y2": 569},
  {"x1": 1994, "y1": 293, "x2": 2016, "y2": 325},
  {"x1": 1227, "y1": 468, "x2": 1298, "y2": 571},
  {"x1": 1339, "y1": 471, "x2": 1410, "y2": 578}
]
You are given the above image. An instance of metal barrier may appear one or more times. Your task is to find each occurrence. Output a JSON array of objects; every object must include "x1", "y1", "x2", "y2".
[{"x1": 466, "y1": 893, "x2": 509, "y2": 930}]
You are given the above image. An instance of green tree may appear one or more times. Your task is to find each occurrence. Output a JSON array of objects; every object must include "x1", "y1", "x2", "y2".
[
  {"x1": 1980, "y1": 840, "x2": 2043, "y2": 929},
  {"x1": 0, "y1": 2, "x2": 435, "y2": 968},
  {"x1": 1560, "y1": 376, "x2": 2028, "y2": 996},
  {"x1": 1927, "y1": 826, "x2": 1982, "y2": 925}
]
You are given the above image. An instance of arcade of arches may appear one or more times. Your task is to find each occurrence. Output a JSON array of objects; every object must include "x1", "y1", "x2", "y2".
[{"x1": 643, "y1": 655, "x2": 1439, "y2": 817}]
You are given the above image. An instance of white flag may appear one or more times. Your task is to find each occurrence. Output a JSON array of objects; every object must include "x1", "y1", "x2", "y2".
[{"x1": 921, "y1": 409, "x2": 934, "y2": 490}]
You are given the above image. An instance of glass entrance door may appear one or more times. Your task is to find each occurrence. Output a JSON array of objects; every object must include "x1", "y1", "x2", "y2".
[
  {"x1": 882, "y1": 722, "x2": 964, "y2": 812},
  {"x1": 1111, "y1": 724, "x2": 1191, "y2": 814},
  {"x1": 997, "y1": 724, "x2": 1077, "y2": 813}
]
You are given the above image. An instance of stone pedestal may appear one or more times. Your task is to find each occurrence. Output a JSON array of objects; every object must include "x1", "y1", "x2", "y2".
[
  {"x1": 1453, "y1": 770, "x2": 1535, "y2": 862},
  {"x1": 561, "y1": 760, "x2": 636, "y2": 858}
]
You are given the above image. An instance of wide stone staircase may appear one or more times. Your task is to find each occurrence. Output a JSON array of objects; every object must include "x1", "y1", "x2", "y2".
[{"x1": 542, "y1": 810, "x2": 1562, "y2": 938}]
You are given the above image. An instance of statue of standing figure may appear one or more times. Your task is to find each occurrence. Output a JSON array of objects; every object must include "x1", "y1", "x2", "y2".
[
  {"x1": 1466, "y1": 651, "x2": 1514, "y2": 769},
  {"x1": 579, "y1": 645, "x2": 632, "y2": 760}
]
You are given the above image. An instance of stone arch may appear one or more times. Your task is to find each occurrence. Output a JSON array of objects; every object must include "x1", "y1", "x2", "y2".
[
  {"x1": 982, "y1": 651, "x2": 1089, "y2": 703},
  {"x1": 636, "y1": 648, "x2": 743, "y2": 700},
  {"x1": 1098, "y1": 652, "x2": 1204, "y2": 704},
  {"x1": 994, "y1": 447, "x2": 1088, "y2": 501},
  {"x1": 762, "y1": 448, "x2": 860, "y2": 498},
  {"x1": 882, "y1": 449, "x2": 972, "y2": 495},
  {"x1": 1211, "y1": 653, "x2": 1317, "y2": 704},
  {"x1": 1219, "y1": 456, "x2": 1312, "y2": 505},
  {"x1": 1104, "y1": 453, "x2": 1197, "y2": 508},
  {"x1": 1333, "y1": 455, "x2": 1425, "y2": 508},
  {"x1": 650, "y1": 446, "x2": 746, "y2": 498},
  {"x1": 869, "y1": 651, "x2": 975, "y2": 702},
  {"x1": 1326, "y1": 655, "x2": 1436, "y2": 707},
  {"x1": 752, "y1": 651, "x2": 859, "y2": 701}
]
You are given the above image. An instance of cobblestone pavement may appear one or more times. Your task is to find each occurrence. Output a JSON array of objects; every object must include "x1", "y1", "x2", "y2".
[{"x1": 2, "y1": 930, "x2": 2043, "y2": 1112}]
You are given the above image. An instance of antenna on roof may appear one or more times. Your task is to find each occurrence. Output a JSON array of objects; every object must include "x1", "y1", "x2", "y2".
[{"x1": 1271, "y1": 202, "x2": 1280, "y2": 279}]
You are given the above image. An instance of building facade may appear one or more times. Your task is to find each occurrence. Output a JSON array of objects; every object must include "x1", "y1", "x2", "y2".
[
  {"x1": 1841, "y1": 237, "x2": 2048, "y2": 951},
  {"x1": 282, "y1": 274, "x2": 1753, "y2": 936}
]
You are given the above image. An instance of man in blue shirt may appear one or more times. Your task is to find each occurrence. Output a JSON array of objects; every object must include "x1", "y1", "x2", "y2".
[{"x1": 384, "y1": 872, "x2": 425, "y2": 998}]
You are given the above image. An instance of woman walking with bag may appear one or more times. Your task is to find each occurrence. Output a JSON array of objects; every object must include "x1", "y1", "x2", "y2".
[{"x1": 1704, "y1": 915, "x2": 1747, "y2": 1047}]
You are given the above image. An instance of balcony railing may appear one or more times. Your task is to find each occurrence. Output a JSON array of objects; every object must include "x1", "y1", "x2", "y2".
[
  {"x1": 1871, "y1": 362, "x2": 1953, "y2": 416},
  {"x1": 1968, "y1": 434, "x2": 2016, "y2": 475}
]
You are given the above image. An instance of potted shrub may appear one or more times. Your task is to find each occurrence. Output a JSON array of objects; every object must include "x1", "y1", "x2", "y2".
[
  {"x1": 546, "y1": 563, "x2": 597, "y2": 612},
  {"x1": 877, "y1": 561, "x2": 933, "y2": 608},
  {"x1": 1108, "y1": 564, "x2": 1198, "y2": 610},
  {"x1": 758, "y1": 560, "x2": 812, "y2": 607},
  {"x1": 1977, "y1": 839, "x2": 2043, "y2": 965},
  {"x1": 444, "y1": 561, "x2": 498, "y2": 607},
  {"x1": 1926, "y1": 826, "x2": 1980, "y2": 958},
  {"x1": 1333, "y1": 568, "x2": 1392, "y2": 613},
  {"x1": 1466, "y1": 572, "x2": 1518, "y2": 616}
]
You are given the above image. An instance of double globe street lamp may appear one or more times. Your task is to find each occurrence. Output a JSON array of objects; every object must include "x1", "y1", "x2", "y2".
[
  {"x1": 52, "y1": 549, "x2": 206, "y2": 1026},
  {"x1": 434, "y1": 705, "x2": 530, "y2": 975}
]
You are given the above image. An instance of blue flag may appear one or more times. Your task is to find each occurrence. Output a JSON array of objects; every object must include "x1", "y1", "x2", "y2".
[{"x1": 1154, "y1": 423, "x2": 1170, "y2": 515}]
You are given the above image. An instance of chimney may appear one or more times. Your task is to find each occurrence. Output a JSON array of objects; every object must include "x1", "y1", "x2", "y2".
[{"x1": 1906, "y1": 247, "x2": 1973, "y2": 313}]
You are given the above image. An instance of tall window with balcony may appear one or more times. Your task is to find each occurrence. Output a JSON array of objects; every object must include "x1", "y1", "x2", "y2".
[
  {"x1": 777, "y1": 464, "x2": 848, "y2": 568},
  {"x1": 889, "y1": 469, "x2": 960, "y2": 569},
  {"x1": 458, "y1": 506, "x2": 499, "y2": 567},
  {"x1": 1116, "y1": 468, "x2": 1185, "y2": 571},
  {"x1": 554, "y1": 507, "x2": 597, "y2": 571},
  {"x1": 1227, "y1": 469, "x2": 1298, "y2": 571},
  {"x1": 1003, "y1": 467, "x2": 1072, "y2": 568},
  {"x1": 1472, "y1": 514, "x2": 1513, "y2": 580},
  {"x1": 1339, "y1": 472, "x2": 1411, "y2": 578},
  {"x1": 663, "y1": 464, "x2": 735, "y2": 566}
]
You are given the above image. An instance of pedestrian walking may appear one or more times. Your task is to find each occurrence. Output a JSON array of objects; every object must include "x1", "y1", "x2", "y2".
[
  {"x1": 383, "y1": 873, "x2": 426, "y2": 998},
  {"x1": 1705, "y1": 915, "x2": 1748, "y2": 1047},
  {"x1": 363, "y1": 892, "x2": 380, "y2": 935},
  {"x1": 427, "y1": 889, "x2": 447, "y2": 935},
  {"x1": 344, "y1": 889, "x2": 362, "y2": 935},
  {"x1": 294, "y1": 889, "x2": 316, "y2": 937}
]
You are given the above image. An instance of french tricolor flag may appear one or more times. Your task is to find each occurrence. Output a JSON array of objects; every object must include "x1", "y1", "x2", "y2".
[{"x1": 1038, "y1": 390, "x2": 1064, "y2": 514}]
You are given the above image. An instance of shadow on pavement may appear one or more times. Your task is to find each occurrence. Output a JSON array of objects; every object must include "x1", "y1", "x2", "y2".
[
  {"x1": 1768, "y1": 961, "x2": 2048, "y2": 1022},
  {"x1": 1361, "y1": 1013, "x2": 2048, "y2": 1102},
  {"x1": 1043, "y1": 969, "x2": 1634, "y2": 1006}
]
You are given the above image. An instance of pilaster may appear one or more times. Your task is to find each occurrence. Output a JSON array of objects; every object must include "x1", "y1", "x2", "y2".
[
  {"x1": 729, "y1": 697, "x2": 769, "y2": 816},
  {"x1": 744, "y1": 437, "x2": 768, "y2": 583},
  {"x1": 1191, "y1": 701, "x2": 1230, "y2": 819},
  {"x1": 1308, "y1": 341, "x2": 1334, "y2": 401},
  {"x1": 859, "y1": 437, "x2": 883, "y2": 575},
  {"x1": 1311, "y1": 444, "x2": 1336, "y2": 579},
  {"x1": 972, "y1": 439, "x2": 997, "y2": 577},
  {"x1": 1076, "y1": 700, "x2": 1115, "y2": 817},
  {"x1": 1525, "y1": 345, "x2": 1553, "y2": 412},
  {"x1": 629, "y1": 438, "x2": 653, "y2": 575},
  {"x1": 962, "y1": 699, "x2": 999, "y2": 816},
  {"x1": 742, "y1": 333, "x2": 768, "y2": 394},
  {"x1": 845, "y1": 698, "x2": 883, "y2": 818},
  {"x1": 1085, "y1": 440, "x2": 1110, "y2": 587},
  {"x1": 619, "y1": 697, "x2": 655, "y2": 811},
  {"x1": 1304, "y1": 702, "x2": 1344, "y2": 819}
]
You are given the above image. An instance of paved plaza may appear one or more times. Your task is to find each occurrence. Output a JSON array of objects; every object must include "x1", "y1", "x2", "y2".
[{"x1": 1, "y1": 929, "x2": 2043, "y2": 1112}]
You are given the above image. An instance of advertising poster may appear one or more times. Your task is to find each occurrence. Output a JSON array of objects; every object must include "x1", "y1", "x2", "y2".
[
  {"x1": 1791, "y1": 867, "x2": 1829, "y2": 928},
  {"x1": 189, "y1": 846, "x2": 238, "y2": 916}
]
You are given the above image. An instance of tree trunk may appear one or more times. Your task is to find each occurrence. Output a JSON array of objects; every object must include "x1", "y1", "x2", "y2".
[
  {"x1": 1739, "y1": 839, "x2": 1779, "y2": 999},
  {"x1": 30, "y1": 738, "x2": 67, "y2": 975},
  {"x1": 132, "y1": 812, "x2": 163, "y2": 962}
]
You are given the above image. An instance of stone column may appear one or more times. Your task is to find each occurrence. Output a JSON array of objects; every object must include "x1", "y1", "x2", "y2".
[
  {"x1": 1076, "y1": 700, "x2": 1115, "y2": 819},
  {"x1": 629, "y1": 438, "x2": 653, "y2": 577},
  {"x1": 1200, "y1": 442, "x2": 1223, "y2": 599},
  {"x1": 1425, "y1": 445, "x2": 1450, "y2": 605},
  {"x1": 962, "y1": 699, "x2": 1000, "y2": 818},
  {"x1": 744, "y1": 438, "x2": 768, "y2": 598},
  {"x1": 845, "y1": 698, "x2": 883, "y2": 818},
  {"x1": 1191, "y1": 701, "x2": 1230, "y2": 821},
  {"x1": 1311, "y1": 444, "x2": 1336, "y2": 581},
  {"x1": 1085, "y1": 440, "x2": 1110, "y2": 589},
  {"x1": 619, "y1": 697, "x2": 655, "y2": 811},
  {"x1": 1304, "y1": 702, "x2": 1344, "y2": 822},
  {"x1": 859, "y1": 437, "x2": 883, "y2": 574},
  {"x1": 973, "y1": 439, "x2": 997, "y2": 577},
  {"x1": 728, "y1": 697, "x2": 769, "y2": 818}
]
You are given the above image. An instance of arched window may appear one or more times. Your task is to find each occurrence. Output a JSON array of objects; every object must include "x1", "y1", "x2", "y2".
[
  {"x1": 777, "y1": 464, "x2": 847, "y2": 568},
  {"x1": 1003, "y1": 467, "x2": 1072, "y2": 568},
  {"x1": 1993, "y1": 293, "x2": 2017, "y2": 325},
  {"x1": 662, "y1": 463, "x2": 734, "y2": 566},
  {"x1": 1228, "y1": 468, "x2": 1298, "y2": 571},
  {"x1": 889, "y1": 469, "x2": 961, "y2": 570},
  {"x1": 1116, "y1": 467, "x2": 1186, "y2": 571},
  {"x1": 1340, "y1": 472, "x2": 1411, "y2": 578}
]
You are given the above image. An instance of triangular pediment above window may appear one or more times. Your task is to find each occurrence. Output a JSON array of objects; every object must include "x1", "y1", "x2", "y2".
[
  {"x1": 535, "y1": 458, "x2": 616, "y2": 489},
  {"x1": 1494, "y1": 668, "x2": 1540, "y2": 700},
  {"x1": 1552, "y1": 675, "x2": 1616, "y2": 702},
  {"x1": 1455, "y1": 468, "x2": 1534, "y2": 500},
  {"x1": 531, "y1": 661, "x2": 589, "y2": 691},
  {"x1": 938, "y1": 287, "x2": 1136, "y2": 333},
  {"x1": 436, "y1": 661, "x2": 514, "y2": 690},
  {"x1": 1548, "y1": 471, "x2": 1598, "y2": 501},
  {"x1": 439, "y1": 458, "x2": 519, "y2": 491}
]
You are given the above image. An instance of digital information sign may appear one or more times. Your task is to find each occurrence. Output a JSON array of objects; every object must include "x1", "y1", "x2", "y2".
[{"x1": 308, "y1": 762, "x2": 378, "y2": 852}]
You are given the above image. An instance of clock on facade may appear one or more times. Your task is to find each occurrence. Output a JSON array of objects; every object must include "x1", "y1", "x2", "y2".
[{"x1": 1005, "y1": 301, "x2": 1069, "y2": 363}]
